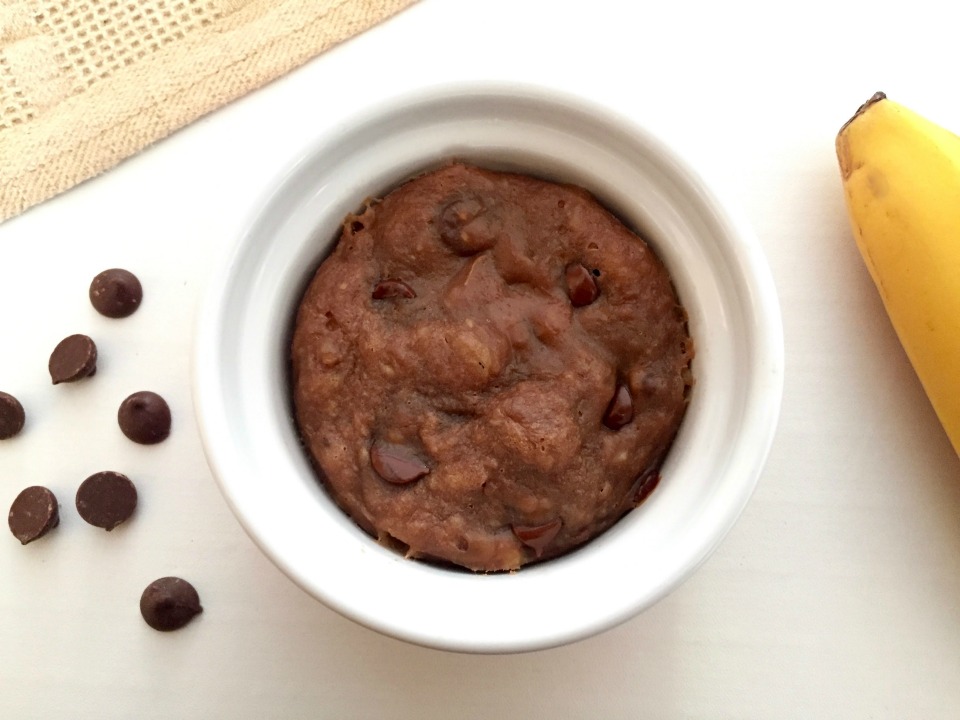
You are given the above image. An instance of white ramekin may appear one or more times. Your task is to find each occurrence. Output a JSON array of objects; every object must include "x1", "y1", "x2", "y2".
[{"x1": 193, "y1": 83, "x2": 784, "y2": 654}]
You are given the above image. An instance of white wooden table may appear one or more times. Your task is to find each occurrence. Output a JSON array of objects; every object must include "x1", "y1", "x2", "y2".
[{"x1": 2, "y1": 1, "x2": 958, "y2": 717}]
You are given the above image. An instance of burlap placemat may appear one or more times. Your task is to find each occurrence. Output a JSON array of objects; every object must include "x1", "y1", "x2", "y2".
[{"x1": 0, "y1": 0, "x2": 417, "y2": 222}]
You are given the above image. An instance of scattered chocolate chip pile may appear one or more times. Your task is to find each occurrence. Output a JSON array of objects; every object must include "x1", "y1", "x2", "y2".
[
  {"x1": 8, "y1": 486, "x2": 60, "y2": 545},
  {"x1": 118, "y1": 391, "x2": 172, "y2": 445},
  {"x1": 89, "y1": 268, "x2": 143, "y2": 319},
  {"x1": 0, "y1": 391, "x2": 25, "y2": 440},
  {"x1": 139, "y1": 576, "x2": 203, "y2": 631},
  {"x1": 292, "y1": 163, "x2": 694, "y2": 572},
  {"x1": 76, "y1": 471, "x2": 138, "y2": 531},
  {"x1": 4, "y1": 268, "x2": 200, "y2": 631},
  {"x1": 48, "y1": 334, "x2": 98, "y2": 384}
]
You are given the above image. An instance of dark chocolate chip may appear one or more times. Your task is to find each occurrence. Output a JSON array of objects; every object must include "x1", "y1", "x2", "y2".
[
  {"x1": 438, "y1": 195, "x2": 498, "y2": 255},
  {"x1": 0, "y1": 392, "x2": 26, "y2": 440},
  {"x1": 372, "y1": 278, "x2": 416, "y2": 300},
  {"x1": 118, "y1": 391, "x2": 171, "y2": 444},
  {"x1": 89, "y1": 268, "x2": 143, "y2": 319},
  {"x1": 49, "y1": 334, "x2": 97, "y2": 384},
  {"x1": 8, "y1": 486, "x2": 59, "y2": 545},
  {"x1": 565, "y1": 263, "x2": 599, "y2": 307},
  {"x1": 512, "y1": 518, "x2": 563, "y2": 558},
  {"x1": 76, "y1": 471, "x2": 137, "y2": 530},
  {"x1": 632, "y1": 467, "x2": 662, "y2": 506},
  {"x1": 603, "y1": 383, "x2": 634, "y2": 430},
  {"x1": 370, "y1": 440, "x2": 430, "y2": 484},
  {"x1": 140, "y1": 576, "x2": 203, "y2": 631}
]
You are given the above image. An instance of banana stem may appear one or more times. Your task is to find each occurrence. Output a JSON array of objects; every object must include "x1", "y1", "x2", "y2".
[{"x1": 839, "y1": 91, "x2": 887, "y2": 135}]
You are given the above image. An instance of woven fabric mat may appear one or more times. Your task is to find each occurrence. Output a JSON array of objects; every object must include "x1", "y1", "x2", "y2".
[{"x1": 0, "y1": 0, "x2": 417, "y2": 222}]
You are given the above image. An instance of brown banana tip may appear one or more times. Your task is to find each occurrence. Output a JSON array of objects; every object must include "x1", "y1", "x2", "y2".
[
  {"x1": 838, "y1": 91, "x2": 887, "y2": 137},
  {"x1": 836, "y1": 92, "x2": 887, "y2": 178}
]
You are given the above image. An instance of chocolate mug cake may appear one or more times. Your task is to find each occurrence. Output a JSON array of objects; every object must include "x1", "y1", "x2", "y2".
[{"x1": 291, "y1": 163, "x2": 693, "y2": 571}]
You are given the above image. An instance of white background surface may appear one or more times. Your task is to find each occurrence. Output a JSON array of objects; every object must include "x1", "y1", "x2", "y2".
[{"x1": 2, "y1": 1, "x2": 959, "y2": 717}]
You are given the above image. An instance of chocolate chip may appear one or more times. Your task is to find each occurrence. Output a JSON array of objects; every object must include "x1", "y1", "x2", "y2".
[
  {"x1": 438, "y1": 195, "x2": 499, "y2": 255},
  {"x1": 565, "y1": 263, "x2": 599, "y2": 307},
  {"x1": 140, "y1": 577, "x2": 203, "y2": 631},
  {"x1": 118, "y1": 391, "x2": 171, "y2": 444},
  {"x1": 603, "y1": 382, "x2": 634, "y2": 430},
  {"x1": 370, "y1": 440, "x2": 430, "y2": 484},
  {"x1": 0, "y1": 392, "x2": 25, "y2": 440},
  {"x1": 75, "y1": 471, "x2": 137, "y2": 530},
  {"x1": 632, "y1": 467, "x2": 662, "y2": 506},
  {"x1": 48, "y1": 334, "x2": 97, "y2": 384},
  {"x1": 89, "y1": 268, "x2": 143, "y2": 319},
  {"x1": 8, "y1": 486, "x2": 59, "y2": 545},
  {"x1": 372, "y1": 278, "x2": 416, "y2": 299},
  {"x1": 512, "y1": 518, "x2": 563, "y2": 558}
]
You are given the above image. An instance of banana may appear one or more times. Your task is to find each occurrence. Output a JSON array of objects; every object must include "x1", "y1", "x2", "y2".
[{"x1": 836, "y1": 92, "x2": 960, "y2": 457}]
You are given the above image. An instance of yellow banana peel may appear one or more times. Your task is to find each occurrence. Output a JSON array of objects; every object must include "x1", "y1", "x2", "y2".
[{"x1": 836, "y1": 92, "x2": 960, "y2": 457}]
